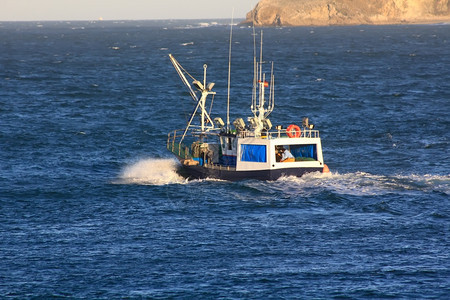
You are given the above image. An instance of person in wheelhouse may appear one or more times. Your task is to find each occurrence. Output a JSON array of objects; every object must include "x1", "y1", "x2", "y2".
[{"x1": 276, "y1": 146, "x2": 295, "y2": 162}]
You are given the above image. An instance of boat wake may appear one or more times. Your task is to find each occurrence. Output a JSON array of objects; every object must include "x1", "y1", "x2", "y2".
[
  {"x1": 115, "y1": 159, "x2": 449, "y2": 194},
  {"x1": 271, "y1": 171, "x2": 449, "y2": 196},
  {"x1": 116, "y1": 158, "x2": 186, "y2": 185}
]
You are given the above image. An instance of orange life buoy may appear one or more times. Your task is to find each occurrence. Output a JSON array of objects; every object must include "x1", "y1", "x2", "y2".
[{"x1": 286, "y1": 124, "x2": 301, "y2": 138}]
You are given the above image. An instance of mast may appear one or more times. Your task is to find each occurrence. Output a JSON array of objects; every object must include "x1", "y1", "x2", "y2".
[
  {"x1": 258, "y1": 30, "x2": 264, "y2": 113},
  {"x1": 201, "y1": 64, "x2": 207, "y2": 132},
  {"x1": 251, "y1": 30, "x2": 274, "y2": 123},
  {"x1": 226, "y1": 11, "x2": 234, "y2": 132},
  {"x1": 252, "y1": 24, "x2": 257, "y2": 114}
]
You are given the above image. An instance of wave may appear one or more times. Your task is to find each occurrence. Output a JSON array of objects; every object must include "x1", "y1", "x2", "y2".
[
  {"x1": 174, "y1": 22, "x2": 221, "y2": 30},
  {"x1": 116, "y1": 158, "x2": 186, "y2": 185},
  {"x1": 272, "y1": 171, "x2": 449, "y2": 196}
]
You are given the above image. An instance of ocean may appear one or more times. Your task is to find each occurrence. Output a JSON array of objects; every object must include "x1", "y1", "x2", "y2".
[{"x1": 0, "y1": 19, "x2": 449, "y2": 298}]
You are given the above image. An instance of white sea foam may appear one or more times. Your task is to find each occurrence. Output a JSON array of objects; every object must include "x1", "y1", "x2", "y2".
[
  {"x1": 117, "y1": 158, "x2": 186, "y2": 185},
  {"x1": 175, "y1": 22, "x2": 221, "y2": 30},
  {"x1": 273, "y1": 171, "x2": 449, "y2": 196}
]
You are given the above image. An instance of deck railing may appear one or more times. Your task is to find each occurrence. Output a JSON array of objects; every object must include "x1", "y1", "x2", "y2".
[
  {"x1": 167, "y1": 129, "x2": 191, "y2": 159},
  {"x1": 239, "y1": 128, "x2": 320, "y2": 139},
  {"x1": 167, "y1": 128, "x2": 320, "y2": 158}
]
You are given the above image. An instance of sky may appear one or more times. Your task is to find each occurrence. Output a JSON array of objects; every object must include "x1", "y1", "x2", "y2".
[{"x1": 0, "y1": 0, "x2": 259, "y2": 21}]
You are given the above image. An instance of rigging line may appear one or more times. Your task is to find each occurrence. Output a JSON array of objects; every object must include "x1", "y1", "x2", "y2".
[
  {"x1": 226, "y1": 9, "x2": 234, "y2": 131},
  {"x1": 175, "y1": 59, "x2": 197, "y2": 82}
]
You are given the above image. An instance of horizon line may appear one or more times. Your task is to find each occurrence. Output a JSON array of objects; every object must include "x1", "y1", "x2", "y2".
[{"x1": 0, "y1": 17, "x2": 247, "y2": 23}]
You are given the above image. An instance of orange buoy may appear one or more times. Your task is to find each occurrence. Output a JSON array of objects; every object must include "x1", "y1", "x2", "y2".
[
  {"x1": 286, "y1": 124, "x2": 301, "y2": 138},
  {"x1": 323, "y1": 164, "x2": 330, "y2": 173}
]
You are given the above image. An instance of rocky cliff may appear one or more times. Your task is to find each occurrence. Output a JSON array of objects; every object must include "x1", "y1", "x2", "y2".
[{"x1": 244, "y1": 0, "x2": 450, "y2": 26}]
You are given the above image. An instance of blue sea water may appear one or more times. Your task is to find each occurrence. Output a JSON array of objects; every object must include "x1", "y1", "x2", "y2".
[{"x1": 0, "y1": 19, "x2": 449, "y2": 298}]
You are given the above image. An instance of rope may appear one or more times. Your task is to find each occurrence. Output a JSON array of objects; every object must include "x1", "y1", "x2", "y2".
[{"x1": 176, "y1": 60, "x2": 197, "y2": 82}]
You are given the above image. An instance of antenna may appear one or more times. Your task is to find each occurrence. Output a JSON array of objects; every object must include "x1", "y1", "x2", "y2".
[
  {"x1": 252, "y1": 22, "x2": 257, "y2": 113},
  {"x1": 266, "y1": 61, "x2": 274, "y2": 117},
  {"x1": 259, "y1": 30, "x2": 263, "y2": 83},
  {"x1": 258, "y1": 31, "x2": 264, "y2": 111},
  {"x1": 226, "y1": 9, "x2": 234, "y2": 132}
]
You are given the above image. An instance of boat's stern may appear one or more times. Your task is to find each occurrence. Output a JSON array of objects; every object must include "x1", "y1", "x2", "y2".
[{"x1": 235, "y1": 129, "x2": 326, "y2": 176}]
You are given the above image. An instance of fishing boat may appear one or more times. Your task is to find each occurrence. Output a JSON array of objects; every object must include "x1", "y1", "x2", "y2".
[{"x1": 167, "y1": 30, "x2": 328, "y2": 181}]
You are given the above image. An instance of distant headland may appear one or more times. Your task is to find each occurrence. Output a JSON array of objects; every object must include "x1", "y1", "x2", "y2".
[{"x1": 242, "y1": 0, "x2": 450, "y2": 26}]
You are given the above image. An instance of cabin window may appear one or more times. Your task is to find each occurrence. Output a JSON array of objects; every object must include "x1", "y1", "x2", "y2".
[
  {"x1": 241, "y1": 144, "x2": 267, "y2": 163},
  {"x1": 276, "y1": 144, "x2": 317, "y2": 162}
]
